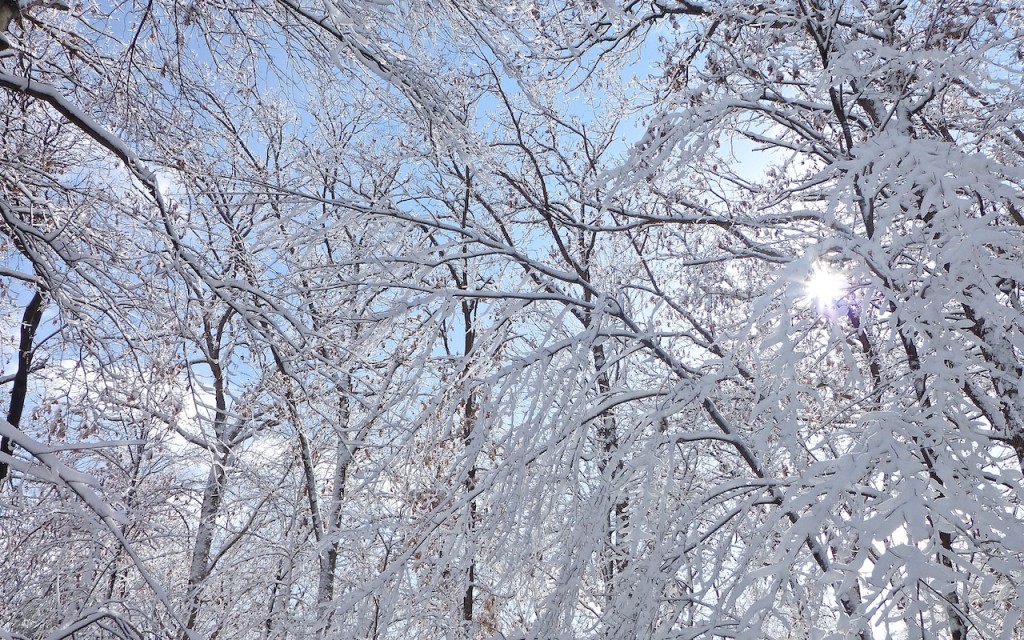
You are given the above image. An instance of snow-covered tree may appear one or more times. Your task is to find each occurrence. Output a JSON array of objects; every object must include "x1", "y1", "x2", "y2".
[{"x1": 2, "y1": 0, "x2": 1023, "y2": 638}]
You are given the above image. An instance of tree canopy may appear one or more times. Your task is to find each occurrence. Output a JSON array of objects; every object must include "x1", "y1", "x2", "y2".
[{"x1": 2, "y1": 1, "x2": 1023, "y2": 638}]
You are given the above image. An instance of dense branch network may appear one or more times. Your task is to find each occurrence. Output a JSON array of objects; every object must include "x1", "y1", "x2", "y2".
[{"x1": 0, "y1": 1, "x2": 1022, "y2": 639}]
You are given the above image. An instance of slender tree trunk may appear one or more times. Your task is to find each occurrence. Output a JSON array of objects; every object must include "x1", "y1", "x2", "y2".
[
  {"x1": 182, "y1": 312, "x2": 233, "y2": 639},
  {"x1": 317, "y1": 380, "x2": 352, "y2": 606},
  {"x1": 106, "y1": 443, "x2": 146, "y2": 600},
  {"x1": 297, "y1": 374, "x2": 358, "y2": 639},
  {"x1": 263, "y1": 483, "x2": 304, "y2": 640},
  {"x1": 444, "y1": 174, "x2": 481, "y2": 636},
  {"x1": 0, "y1": 289, "x2": 44, "y2": 484},
  {"x1": 579, "y1": 284, "x2": 628, "y2": 599},
  {"x1": 461, "y1": 389, "x2": 478, "y2": 629},
  {"x1": 182, "y1": 448, "x2": 230, "y2": 637},
  {"x1": 459, "y1": 300, "x2": 478, "y2": 635},
  {"x1": 591, "y1": 341, "x2": 627, "y2": 593}
]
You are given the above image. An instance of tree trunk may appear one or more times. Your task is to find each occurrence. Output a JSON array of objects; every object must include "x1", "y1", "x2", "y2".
[
  {"x1": 317, "y1": 384, "x2": 353, "y2": 606},
  {"x1": 182, "y1": 449, "x2": 230, "y2": 637},
  {"x1": 0, "y1": 289, "x2": 44, "y2": 484}
]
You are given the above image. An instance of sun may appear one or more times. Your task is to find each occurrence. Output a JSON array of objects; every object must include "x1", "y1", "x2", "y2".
[{"x1": 804, "y1": 265, "x2": 848, "y2": 312}]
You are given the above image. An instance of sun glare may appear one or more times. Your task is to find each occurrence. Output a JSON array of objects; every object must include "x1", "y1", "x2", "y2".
[{"x1": 805, "y1": 265, "x2": 848, "y2": 312}]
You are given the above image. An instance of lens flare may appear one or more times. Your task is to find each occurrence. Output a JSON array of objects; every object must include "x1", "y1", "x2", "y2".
[{"x1": 805, "y1": 266, "x2": 848, "y2": 313}]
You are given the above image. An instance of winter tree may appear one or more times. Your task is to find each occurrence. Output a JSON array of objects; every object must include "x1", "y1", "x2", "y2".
[{"x1": 1, "y1": 0, "x2": 1023, "y2": 639}]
